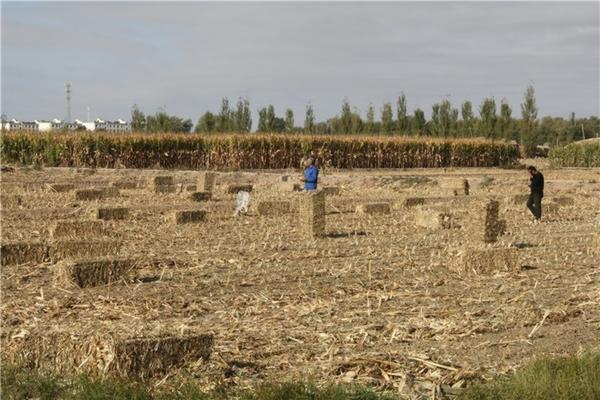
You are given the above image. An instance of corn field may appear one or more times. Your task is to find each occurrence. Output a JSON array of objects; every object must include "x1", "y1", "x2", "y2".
[
  {"x1": 549, "y1": 139, "x2": 600, "y2": 168},
  {"x1": 0, "y1": 132, "x2": 519, "y2": 170}
]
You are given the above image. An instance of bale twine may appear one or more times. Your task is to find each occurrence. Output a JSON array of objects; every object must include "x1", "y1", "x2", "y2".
[{"x1": 299, "y1": 190, "x2": 326, "y2": 238}]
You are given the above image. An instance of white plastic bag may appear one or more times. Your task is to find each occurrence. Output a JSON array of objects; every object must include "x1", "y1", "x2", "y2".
[{"x1": 233, "y1": 191, "x2": 251, "y2": 217}]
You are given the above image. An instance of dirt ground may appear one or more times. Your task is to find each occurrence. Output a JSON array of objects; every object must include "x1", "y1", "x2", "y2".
[{"x1": 1, "y1": 163, "x2": 599, "y2": 398}]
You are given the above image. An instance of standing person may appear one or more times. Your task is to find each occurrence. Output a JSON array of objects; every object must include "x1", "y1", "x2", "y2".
[
  {"x1": 526, "y1": 165, "x2": 544, "y2": 222},
  {"x1": 300, "y1": 156, "x2": 319, "y2": 191}
]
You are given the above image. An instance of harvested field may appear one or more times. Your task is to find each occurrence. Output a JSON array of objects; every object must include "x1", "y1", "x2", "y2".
[
  {"x1": 46, "y1": 183, "x2": 75, "y2": 192},
  {"x1": 356, "y1": 202, "x2": 391, "y2": 215},
  {"x1": 1, "y1": 165, "x2": 599, "y2": 398},
  {"x1": 51, "y1": 220, "x2": 106, "y2": 238},
  {"x1": 257, "y1": 200, "x2": 291, "y2": 216},
  {"x1": 153, "y1": 184, "x2": 177, "y2": 194}
]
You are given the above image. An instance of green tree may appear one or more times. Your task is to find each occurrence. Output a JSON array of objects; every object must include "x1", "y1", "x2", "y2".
[
  {"x1": 234, "y1": 97, "x2": 251, "y2": 132},
  {"x1": 461, "y1": 101, "x2": 475, "y2": 137},
  {"x1": 266, "y1": 105, "x2": 276, "y2": 131},
  {"x1": 381, "y1": 102, "x2": 393, "y2": 134},
  {"x1": 479, "y1": 97, "x2": 497, "y2": 140},
  {"x1": 217, "y1": 98, "x2": 233, "y2": 132},
  {"x1": 257, "y1": 107, "x2": 267, "y2": 132},
  {"x1": 520, "y1": 84, "x2": 538, "y2": 155},
  {"x1": 284, "y1": 109, "x2": 294, "y2": 132},
  {"x1": 412, "y1": 108, "x2": 426, "y2": 135},
  {"x1": 450, "y1": 108, "x2": 459, "y2": 137},
  {"x1": 131, "y1": 105, "x2": 146, "y2": 132},
  {"x1": 350, "y1": 108, "x2": 363, "y2": 134},
  {"x1": 365, "y1": 104, "x2": 375, "y2": 134},
  {"x1": 397, "y1": 93, "x2": 408, "y2": 133},
  {"x1": 340, "y1": 99, "x2": 352, "y2": 134},
  {"x1": 195, "y1": 112, "x2": 216, "y2": 133},
  {"x1": 304, "y1": 103, "x2": 315, "y2": 134},
  {"x1": 498, "y1": 99, "x2": 513, "y2": 141},
  {"x1": 430, "y1": 99, "x2": 452, "y2": 137}
]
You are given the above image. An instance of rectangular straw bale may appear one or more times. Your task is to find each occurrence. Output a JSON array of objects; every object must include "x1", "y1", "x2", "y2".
[
  {"x1": 299, "y1": 190, "x2": 325, "y2": 237},
  {"x1": 402, "y1": 197, "x2": 425, "y2": 208},
  {"x1": 47, "y1": 183, "x2": 75, "y2": 192},
  {"x1": 0, "y1": 194, "x2": 23, "y2": 208},
  {"x1": 482, "y1": 200, "x2": 501, "y2": 243},
  {"x1": 111, "y1": 181, "x2": 139, "y2": 190},
  {"x1": 1, "y1": 242, "x2": 47, "y2": 266},
  {"x1": 173, "y1": 210, "x2": 207, "y2": 224},
  {"x1": 153, "y1": 184, "x2": 177, "y2": 194},
  {"x1": 197, "y1": 172, "x2": 217, "y2": 192},
  {"x1": 96, "y1": 207, "x2": 128, "y2": 220},
  {"x1": 75, "y1": 188, "x2": 119, "y2": 201},
  {"x1": 227, "y1": 184, "x2": 253, "y2": 194},
  {"x1": 257, "y1": 201, "x2": 291, "y2": 216},
  {"x1": 356, "y1": 202, "x2": 391, "y2": 215},
  {"x1": 451, "y1": 247, "x2": 519, "y2": 274},
  {"x1": 185, "y1": 184, "x2": 197, "y2": 192},
  {"x1": 552, "y1": 196, "x2": 575, "y2": 206},
  {"x1": 281, "y1": 175, "x2": 291, "y2": 182},
  {"x1": 51, "y1": 220, "x2": 105, "y2": 238},
  {"x1": 321, "y1": 186, "x2": 341, "y2": 196},
  {"x1": 152, "y1": 176, "x2": 174, "y2": 186},
  {"x1": 50, "y1": 240, "x2": 122, "y2": 261},
  {"x1": 191, "y1": 191, "x2": 212, "y2": 202},
  {"x1": 6, "y1": 323, "x2": 213, "y2": 379},
  {"x1": 414, "y1": 208, "x2": 455, "y2": 229}
]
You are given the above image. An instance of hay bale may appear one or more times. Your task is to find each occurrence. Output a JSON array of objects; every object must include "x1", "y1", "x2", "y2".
[
  {"x1": 227, "y1": 184, "x2": 253, "y2": 194},
  {"x1": 75, "y1": 188, "x2": 119, "y2": 201},
  {"x1": 414, "y1": 208, "x2": 455, "y2": 229},
  {"x1": 173, "y1": 210, "x2": 207, "y2": 224},
  {"x1": 483, "y1": 200, "x2": 501, "y2": 243},
  {"x1": 50, "y1": 240, "x2": 122, "y2": 261},
  {"x1": 299, "y1": 190, "x2": 326, "y2": 237},
  {"x1": 197, "y1": 172, "x2": 217, "y2": 192},
  {"x1": 451, "y1": 247, "x2": 519, "y2": 274},
  {"x1": 190, "y1": 191, "x2": 212, "y2": 202},
  {"x1": 47, "y1": 183, "x2": 75, "y2": 192},
  {"x1": 6, "y1": 322, "x2": 213, "y2": 379},
  {"x1": 322, "y1": 186, "x2": 341, "y2": 196},
  {"x1": 153, "y1": 184, "x2": 177, "y2": 194},
  {"x1": 0, "y1": 194, "x2": 23, "y2": 208},
  {"x1": 257, "y1": 201, "x2": 291, "y2": 216},
  {"x1": 1, "y1": 242, "x2": 47, "y2": 266},
  {"x1": 281, "y1": 175, "x2": 291, "y2": 182},
  {"x1": 111, "y1": 181, "x2": 139, "y2": 190},
  {"x1": 76, "y1": 168, "x2": 96, "y2": 175},
  {"x1": 552, "y1": 196, "x2": 575, "y2": 206},
  {"x1": 513, "y1": 194, "x2": 530, "y2": 205},
  {"x1": 463, "y1": 179, "x2": 470, "y2": 196},
  {"x1": 51, "y1": 220, "x2": 105, "y2": 238},
  {"x1": 402, "y1": 197, "x2": 425, "y2": 208},
  {"x1": 185, "y1": 184, "x2": 197, "y2": 192},
  {"x1": 356, "y1": 202, "x2": 391, "y2": 215},
  {"x1": 96, "y1": 207, "x2": 128, "y2": 220},
  {"x1": 152, "y1": 176, "x2": 174, "y2": 186}
]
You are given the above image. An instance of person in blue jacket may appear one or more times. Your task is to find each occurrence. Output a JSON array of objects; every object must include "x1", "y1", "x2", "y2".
[{"x1": 300, "y1": 156, "x2": 319, "y2": 191}]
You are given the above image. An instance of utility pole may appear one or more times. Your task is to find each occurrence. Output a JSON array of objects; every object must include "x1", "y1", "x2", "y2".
[{"x1": 65, "y1": 83, "x2": 72, "y2": 123}]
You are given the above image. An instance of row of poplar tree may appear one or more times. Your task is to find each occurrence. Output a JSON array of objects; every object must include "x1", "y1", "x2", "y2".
[{"x1": 130, "y1": 85, "x2": 599, "y2": 155}]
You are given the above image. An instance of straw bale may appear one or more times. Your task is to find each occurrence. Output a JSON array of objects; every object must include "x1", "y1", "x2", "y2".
[
  {"x1": 50, "y1": 240, "x2": 122, "y2": 261},
  {"x1": 197, "y1": 172, "x2": 217, "y2": 192},
  {"x1": 191, "y1": 191, "x2": 212, "y2": 202},
  {"x1": 152, "y1": 176, "x2": 174, "y2": 186},
  {"x1": 75, "y1": 188, "x2": 119, "y2": 201},
  {"x1": 153, "y1": 184, "x2": 177, "y2": 194},
  {"x1": 281, "y1": 175, "x2": 291, "y2": 182},
  {"x1": 299, "y1": 190, "x2": 326, "y2": 237},
  {"x1": 111, "y1": 181, "x2": 139, "y2": 190},
  {"x1": 51, "y1": 220, "x2": 106, "y2": 238},
  {"x1": 76, "y1": 168, "x2": 96, "y2": 175},
  {"x1": 414, "y1": 208, "x2": 455, "y2": 229},
  {"x1": 463, "y1": 179, "x2": 470, "y2": 195},
  {"x1": 513, "y1": 194, "x2": 530, "y2": 205},
  {"x1": 0, "y1": 194, "x2": 23, "y2": 208},
  {"x1": 552, "y1": 196, "x2": 575, "y2": 206},
  {"x1": 451, "y1": 247, "x2": 519, "y2": 274},
  {"x1": 482, "y1": 200, "x2": 501, "y2": 243},
  {"x1": 257, "y1": 201, "x2": 291, "y2": 216},
  {"x1": 1, "y1": 242, "x2": 48, "y2": 266},
  {"x1": 228, "y1": 184, "x2": 253, "y2": 194},
  {"x1": 185, "y1": 184, "x2": 197, "y2": 192},
  {"x1": 173, "y1": 210, "x2": 207, "y2": 224},
  {"x1": 96, "y1": 207, "x2": 129, "y2": 220},
  {"x1": 7, "y1": 322, "x2": 213, "y2": 379},
  {"x1": 356, "y1": 202, "x2": 391, "y2": 215},
  {"x1": 321, "y1": 186, "x2": 341, "y2": 196},
  {"x1": 47, "y1": 183, "x2": 75, "y2": 192},
  {"x1": 402, "y1": 197, "x2": 425, "y2": 208}
]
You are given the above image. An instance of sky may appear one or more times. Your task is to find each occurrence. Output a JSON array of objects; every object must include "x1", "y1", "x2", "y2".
[{"x1": 1, "y1": 1, "x2": 599, "y2": 127}]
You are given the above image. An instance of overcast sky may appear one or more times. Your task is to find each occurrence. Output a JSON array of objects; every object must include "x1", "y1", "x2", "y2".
[{"x1": 1, "y1": 1, "x2": 599, "y2": 126}]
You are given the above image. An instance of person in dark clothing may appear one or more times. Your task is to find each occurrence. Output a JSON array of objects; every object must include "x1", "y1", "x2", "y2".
[{"x1": 526, "y1": 166, "x2": 544, "y2": 221}]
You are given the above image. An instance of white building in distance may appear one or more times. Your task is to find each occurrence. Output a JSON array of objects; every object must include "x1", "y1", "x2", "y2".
[{"x1": 2, "y1": 118, "x2": 131, "y2": 133}]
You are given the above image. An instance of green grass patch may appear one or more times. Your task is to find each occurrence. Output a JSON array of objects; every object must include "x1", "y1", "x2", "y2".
[{"x1": 459, "y1": 352, "x2": 600, "y2": 400}]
